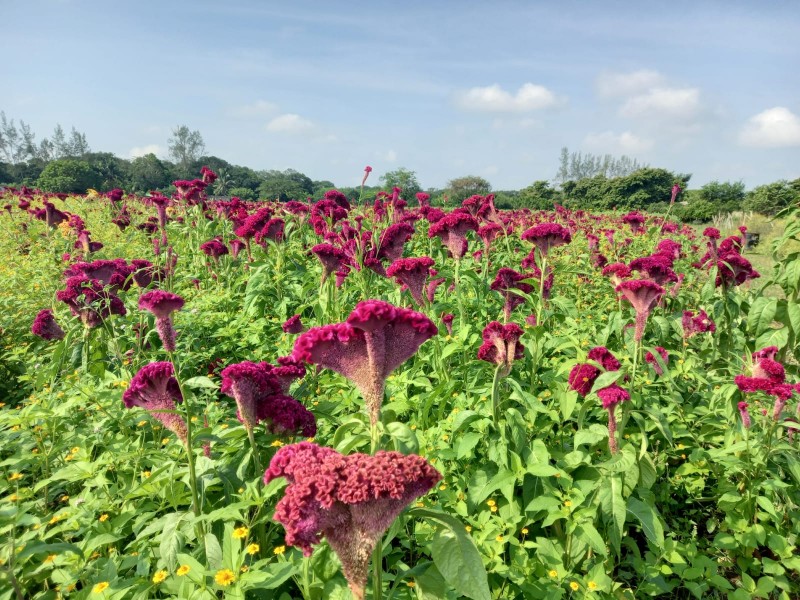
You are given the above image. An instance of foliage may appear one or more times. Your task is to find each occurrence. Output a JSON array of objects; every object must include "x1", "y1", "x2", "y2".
[
  {"x1": 167, "y1": 125, "x2": 206, "y2": 170},
  {"x1": 128, "y1": 153, "x2": 171, "y2": 193},
  {"x1": 258, "y1": 169, "x2": 314, "y2": 202},
  {"x1": 36, "y1": 159, "x2": 101, "y2": 193},
  {"x1": 744, "y1": 180, "x2": 800, "y2": 216},
  {"x1": 556, "y1": 146, "x2": 647, "y2": 184},
  {"x1": 563, "y1": 168, "x2": 690, "y2": 211},
  {"x1": 446, "y1": 176, "x2": 492, "y2": 204},
  {"x1": 380, "y1": 168, "x2": 422, "y2": 199}
]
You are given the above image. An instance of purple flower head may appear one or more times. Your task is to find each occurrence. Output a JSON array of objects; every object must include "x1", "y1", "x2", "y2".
[
  {"x1": 386, "y1": 256, "x2": 435, "y2": 307},
  {"x1": 282, "y1": 314, "x2": 306, "y2": 334},
  {"x1": 628, "y1": 254, "x2": 678, "y2": 287},
  {"x1": 477, "y1": 321, "x2": 525, "y2": 376},
  {"x1": 56, "y1": 275, "x2": 126, "y2": 328},
  {"x1": 715, "y1": 250, "x2": 760, "y2": 287},
  {"x1": 235, "y1": 207, "x2": 273, "y2": 240},
  {"x1": 200, "y1": 166, "x2": 217, "y2": 185},
  {"x1": 520, "y1": 223, "x2": 572, "y2": 257},
  {"x1": 616, "y1": 279, "x2": 665, "y2": 342},
  {"x1": 272, "y1": 356, "x2": 307, "y2": 393},
  {"x1": 229, "y1": 239, "x2": 245, "y2": 258},
  {"x1": 490, "y1": 268, "x2": 534, "y2": 321},
  {"x1": 255, "y1": 218, "x2": 285, "y2": 245},
  {"x1": 645, "y1": 347, "x2": 669, "y2": 375},
  {"x1": 703, "y1": 227, "x2": 721, "y2": 240},
  {"x1": 44, "y1": 201, "x2": 67, "y2": 228},
  {"x1": 200, "y1": 239, "x2": 228, "y2": 259},
  {"x1": 292, "y1": 300, "x2": 437, "y2": 425},
  {"x1": 415, "y1": 192, "x2": 430, "y2": 207},
  {"x1": 568, "y1": 363, "x2": 601, "y2": 397},
  {"x1": 312, "y1": 244, "x2": 348, "y2": 284},
  {"x1": 477, "y1": 223, "x2": 503, "y2": 252},
  {"x1": 753, "y1": 346, "x2": 779, "y2": 361},
  {"x1": 656, "y1": 239, "x2": 682, "y2": 261},
  {"x1": 598, "y1": 383, "x2": 630, "y2": 410},
  {"x1": 376, "y1": 223, "x2": 415, "y2": 263},
  {"x1": 130, "y1": 259, "x2": 163, "y2": 288},
  {"x1": 264, "y1": 442, "x2": 441, "y2": 598},
  {"x1": 258, "y1": 393, "x2": 316, "y2": 437},
  {"x1": 682, "y1": 309, "x2": 716, "y2": 338},
  {"x1": 428, "y1": 212, "x2": 479, "y2": 260},
  {"x1": 442, "y1": 313, "x2": 454, "y2": 336},
  {"x1": 587, "y1": 346, "x2": 621, "y2": 372},
  {"x1": 621, "y1": 211, "x2": 646, "y2": 234},
  {"x1": 602, "y1": 262, "x2": 631, "y2": 287},
  {"x1": 122, "y1": 362, "x2": 187, "y2": 444},
  {"x1": 738, "y1": 401, "x2": 751, "y2": 429},
  {"x1": 670, "y1": 184, "x2": 682, "y2": 204},
  {"x1": 139, "y1": 290, "x2": 185, "y2": 351},
  {"x1": 32, "y1": 309, "x2": 65, "y2": 341}
]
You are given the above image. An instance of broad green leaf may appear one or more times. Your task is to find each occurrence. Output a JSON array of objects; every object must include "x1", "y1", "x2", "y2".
[
  {"x1": 627, "y1": 496, "x2": 664, "y2": 548},
  {"x1": 159, "y1": 512, "x2": 187, "y2": 571},
  {"x1": 385, "y1": 421, "x2": 419, "y2": 454},
  {"x1": 598, "y1": 474, "x2": 625, "y2": 555},
  {"x1": 429, "y1": 525, "x2": 491, "y2": 600},
  {"x1": 748, "y1": 297, "x2": 777, "y2": 337}
]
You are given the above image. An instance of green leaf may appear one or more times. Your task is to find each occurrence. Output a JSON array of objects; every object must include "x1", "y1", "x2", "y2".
[
  {"x1": 756, "y1": 326, "x2": 789, "y2": 351},
  {"x1": 467, "y1": 469, "x2": 516, "y2": 506},
  {"x1": 598, "y1": 474, "x2": 625, "y2": 555},
  {"x1": 205, "y1": 532, "x2": 223, "y2": 571},
  {"x1": 575, "y1": 523, "x2": 608, "y2": 556},
  {"x1": 385, "y1": 422, "x2": 419, "y2": 455},
  {"x1": 159, "y1": 512, "x2": 187, "y2": 571},
  {"x1": 785, "y1": 301, "x2": 800, "y2": 335},
  {"x1": 627, "y1": 496, "x2": 664, "y2": 548},
  {"x1": 183, "y1": 376, "x2": 219, "y2": 390},
  {"x1": 748, "y1": 297, "x2": 777, "y2": 336},
  {"x1": 590, "y1": 370, "x2": 625, "y2": 394},
  {"x1": 575, "y1": 424, "x2": 608, "y2": 447}
]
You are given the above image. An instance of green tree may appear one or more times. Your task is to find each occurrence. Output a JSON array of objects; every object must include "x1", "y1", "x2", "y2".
[
  {"x1": 379, "y1": 168, "x2": 422, "y2": 199},
  {"x1": 168, "y1": 125, "x2": 205, "y2": 171},
  {"x1": 518, "y1": 180, "x2": 562, "y2": 209},
  {"x1": 83, "y1": 152, "x2": 127, "y2": 190},
  {"x1": 446, "y1": 175, "x2": 492, "y2": 204},
  {"x1": 744, "y1": 181, "x2": 798, "y2": 215},
  {"x1": 258, "y1": 169, "x2": 314, "y2": 201},
  {"x1": 127, "y1": 153, "x2": 171, "y2": 193},
  {"x1": 36, "y1": 159, "x2": 100, "y2": 193},
  {"x1": 698, "y1": 180, "x2": 745, "y2": 213},
  {"x1": 228, "y1": 186, "x2": 257, "y2": 201}
]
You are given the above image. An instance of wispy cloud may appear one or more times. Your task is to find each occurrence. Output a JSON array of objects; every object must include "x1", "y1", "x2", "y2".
[
  {"x1": 739, "y1": 107, "x2": 800, "y2": 148},
  {"x1": 456, "y1": 83, "x2": 562, "y2": 112},
  {"x1": 619, "y1": 87, "x2": 701, "y2": 121},
  {"x1": 129, "y1": 144, "x2": 163, "y2": 158},
  {"x1": 596, "y1": 69, "x2": 665, "y2": 97},
  {"x1": 582, "y1": 131, "x2": 653, "y2": 154},
  {"x1": 228, "y1": 100, "x2": 279, "y2": 118},
  {"x1": 266, "y1": 113, "x2": 315, "y2": 134}
]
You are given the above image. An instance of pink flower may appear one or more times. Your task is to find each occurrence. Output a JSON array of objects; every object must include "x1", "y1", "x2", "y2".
[
  {"x1": 602, "y1": 262, "x2": 631, "y2": 287},
  {"x1": 282, "y1": 315, "x2": 306, "y2": 334},
  {"x1": 264, "y1": 442, "x2": 440, "y2": 599},
  {"x1": 292, "y1": 300, "x2": 437, "y2": 424},
  {"x1": 587, "y1": 346, "x2": 621, "y2": 371},
  {"x1": 597, "y1": 384, "x2": 630, "y2": 410},
  {"x1": 123, "y1": 362, "x2": 187, "y2": 444},
  {"x1": 645, "y1": 347, "x2": 669, "y2": 375},
  {"x1": 477, "y1": 321, "x2": 525, "y2": 376},
  {"x1": 376, "y1": 223, "x2": 415, "y2": 263},
  {"x1": 621, "y1": 211, "x2": 646, "y2": 234},
  {"x1": 628, "y1": 255, "x2": 678, "y2": 287},
  {"x1": 616, "y1": 279, "x2": 665, "y2": 342},
  {"x1": 138, "y1": 290, "x2": 185, "y2": 352},
  {"x1": 490, "y1": 268, "x2": 534, "y2": 322},
  {"x1": 682, "y1": 309, "x2": 715, "y2": 338},
  {"x1": 441, "y1": 313, "x2": 454, "y2": 336},
  {"x1": 200, "y1": 239, "x2": 228, "y2": 260},
  {"x1": 312, "y1": 244, "x2": 348, "y2": 284},
  {"x1": 568, "y1": 363, "x2": 601, "y2": 397},
  {"x1": 31, "y1": 309, "x2": 65, "y2": 341},
  {"x1": 520, "y1": 223, "x2": 572, "y2": 257},
  {"x1": 428, "y1": 212, "x2": 479, "y2": 260},
  {"x1": 56, "y1": 275, "x2": 126, "y2": 328},
  {"x1": 386, "y1": 257, "x2": 435, "y2": 307},
  {"x1": 738, "y1": 401, "x2": 751, "y2": 429}
]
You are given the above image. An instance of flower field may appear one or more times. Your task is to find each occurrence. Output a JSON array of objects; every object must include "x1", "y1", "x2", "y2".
[{"x1": 2, "y1": 171, "x2": 800, "y2": 600}]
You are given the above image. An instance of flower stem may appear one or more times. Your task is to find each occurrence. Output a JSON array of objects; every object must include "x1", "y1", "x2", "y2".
[
  {"x1": 372, "y1": 540, "x2": 383, "y2": 600},
  {"x1": 246, "y1": 426, "x2": 268, "y2": 552},
  {"x1": 491, "y1": 363, "x2": 504, "y2": 427}
]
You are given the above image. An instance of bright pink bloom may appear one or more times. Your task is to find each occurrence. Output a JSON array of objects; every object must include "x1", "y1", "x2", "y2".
[
  {"x1": 738, "y1": 401, "x2": 751, "y2": 429},
  {"x1": 490, "y1": 268, "x2": 534, "y2": 322},
  {"x1": 587, "y1": 346, "x2": 621, "y2": 371},
  {"x1": 645, "y1": 347, "x2": 669, "y2": 375},
  {"x1": 598, "y1": 383, "x2": 630, "y2": 410},
  {"x1": 568, "y1": 363, "x2": 601, "y2": 397},
  {"x1": 441, "y1": 313, "x2": 454, "y2": 336},
  {"x1": 139, "y1": 290, "x2": 185, "y2": 352},
  {"x1": 521, "y1": 223, "x2": 572, "y2": 257},
  {"x1": 282, "y1": 315, "x2": 306, "y2": 334},
  {"x1": 264, "y1": 442, "x2": 440, "y2": 599},
  {"x1": 56, "y1": 275, "x2": 126, "y2": 328},
  {"x1": 312, "y1": 244, "x2": 348, "y2": 284},
  {"x1": 616, "y1": 279, "x2": 664, "y2": 342},
  {"x1": 123, "y1": 362, "x2": 187, "y2": 444},
  {"x1": 31, "y1": 309, "x2": 65, "y2": 341},
  {"x1": 377, "y1": 223, "x2": 415, "y2": 263},
  {"x1": 682, "y1": 309, "x2": 716, "y2": 338},
  {"x1": 428, "y1": 212, "x2": 479, "y2": 260},
  {"x1": 200, "y1": 239, "x2": 228, "y2": 260},
  {"x1": 292, "y1": 300, "x2": 437, "y2": 424},
  {"x1": 602, "y1": 262, "x2": 631, "y2": 287},
  {"x1": 386, "y1": 256, "x2": 435, "y2": 307},
  {"x1": 477, "y1": 321, "x2": 525, "y2": 376}
]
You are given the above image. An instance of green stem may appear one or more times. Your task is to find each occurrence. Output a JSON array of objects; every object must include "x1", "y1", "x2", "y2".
[
  {"x1": 491, "y1": 364, "x2": 504, "y2": 427},
  {"x1": 246, "y1": 427, "x2": 268, "y2": 552},
  {"x1": 372, "y1": 539, "x2": 383, "y2": 600},
  {"x1": 536, "y1": 255, "x2": 548, "y2": 327}
]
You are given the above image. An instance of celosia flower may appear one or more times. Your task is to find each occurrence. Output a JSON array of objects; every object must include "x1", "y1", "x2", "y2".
[
  {"x1": 598, "y1": 384, "x2": 630, "y2": 454},
  {"x1": 138, "y1": 290, "x2": 185, "y2": 352},
  {"x1": 738, "y1": 401, "x2": 751, "y2": 429},
  {"x1": 56, "y1": 275, "x2": 126, "y2": 328},
  {"x1": 311, "y1": 244, "x2": 348, "y2": 284},
  {"x1": 130, "y1": 259, "x2": 164, "y2": 288},
  {"x1": 255, "y1": 218, "x2": 285, "y2": 245},
  {"x1": 200, "y1": 239, "x2": 229, "y2": 261},
  {"x1": 645, "y1": 347, "x2": 669, "y2": 375},
  {"x1": 628, "y1": 255, "x2": 678, "y2": 287},
  {"x1": 602, "y1": 262, "x2": 631, "y2": 287},
  {"x1": 428, "y1": 212, "x2": 479, "y2": 260},
  {"x1": 682, "y1": 309, "x2": 715, "y2": 338},
  {"x1": 621, "y1": 211, "x2": 646, "y2": 234},
  {"x1": 568, "y1": 363, "x2": 601, "y2": 397},
  {"x1": 477, "y1": 322, "x2": 525, "y2": 377},
  {"x1": 292, "y1": 300, "x2": 437, "y2": 425},
  {"x1": 520, "y1": 223, "x2": 572, "y2": 258},
  {"x1": 31, "y1": 309, "x2": 65, "y2": 341},
  {"x1": 282, "y1": 315, "x2": 305, "y2": 334},
  {"x1": 264, "y1": 442, "x2": 441, "y2": 600},
  {"x1": 386, "y1": 257, "x2": 435, "y2": 307},
  {"x1": 123, "y1": 362, "x2": 187, "y2": 444},
  {"x1": 616, "y1": 279, "x2": 664, "y2": 342},
  {"x1": 477, "y1": 223, "x2": 503, "y2": 254},
  {"x1": 441, "y1": 313, "x2": 454, "y2": 336},
  {"x1": 587, "y1": 346, "x2": 621, "y2": 371},
  {"x1": 490, "y1": 268, "x2": 534, "y2": 322},
  {"x1": 376, "y1": 223, "x2": 415, "y2": 263}
]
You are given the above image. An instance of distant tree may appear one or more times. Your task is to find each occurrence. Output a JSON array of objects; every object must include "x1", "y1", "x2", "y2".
[
  {"x1": 228, "y1": 165, "x2": 262, "y2": 194},
  {"x1": 698, "y1": 180, "x2": 745, "y2": 213},
  {"x1": 127, "y1": 153, "x2": 171, "y2": 192},
  {"x1": 518, "y1": 180, "x2": 562, "y2": 209},
  {"x1": 168, "y1": 125, "x2": 205, "y2": 170},
  {"x1": 51, "y1": 124, "x2": 69, "y2": 158},
  {"x1": 228, "y1": 186, "x2": 257, "y2": 201},
  {"x1": 744, "y1": 181, "x2": 798, "y2": 216},
  {"x1": 447, "y1": 175, "x2": 492, "y2": 204},
  {"x1": 36, "y1": 159, "x2": 100, "y2": 193},
  {"x1": 258, "y1": 168, "x2": 314, "y2": 201},
  {"x1": 83, "y1": 152, "x2": 126, "y2": 190},
  {"x1": 212, "y1": 168, "x2": 234, "y2": 196},
  {"x1": 563, "y1": 168, "x2": 689, "y2": 210},
  {"x1": 676, "y1": 199, "x2": 719, "y2": 223},
  {"x1": 555, "y1": 146, "x2": 646, "y2": 184},
  {"x1": 312, "y1": 180, "x2": 337, "y2": 198},
  {"x1": 379, "y1": 168, "x2": 422, "y2": 199},
  {"x1": 67, "y1": 127, "x2": 90, "y2": 156}
]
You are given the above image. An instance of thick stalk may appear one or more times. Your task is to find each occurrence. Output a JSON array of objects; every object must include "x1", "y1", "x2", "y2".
[
  {"x1": 491, "y1": 363, "x2": 504, "y2": 427},
  {"x1": 536, "y1": 255, "x2": 548, "y2": 326},
  {"x1": 246, "y1": 427, "x2": 268, "y2": 552},
  {"x1": 372, "y1": 541, "x2": 383, "y2": 600}
]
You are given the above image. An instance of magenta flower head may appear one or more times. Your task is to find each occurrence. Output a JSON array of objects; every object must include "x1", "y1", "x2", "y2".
[
  {"x1": 123, "y1": 362, "x2": 187, "y2": 444},
  {"x1": 616, "y1": 279, "x2": 665, "y2": 342},
  {"x1": 738, "y1": 401, "x2": 751, "y2": 429},
  {"x1": 587, "y1": 346, "x2": 622, "y2": 371},
  {"x1": 628, "y1": 255, "x2": 678, "y2": 287},
  {"x1": 670, "y1": 183, "x2": 682, "y2": 204},
  {"x1": 442, "y1": 313, "x2": 454, "y2": 336},
  {"x1": 311, "y1": 243, "x2": 348, "y2": 284},
  {"x1": 200, "y1": 239, "x2": 228, "y2": 261},
  {"x1": 477, "y1": 321, "x2": 525, "y2": 377},
  {"x1": 361, "y1": 165, "x2": 372, "y2": 186},
  {"x1": 621, "y1": 211, "x2": 646, "y2": 234},
  {"x1": 478, "y1": 223, "x2": 504, "y2": 253},
  {"x1": 490, "y1": 268, "x2": 534, "y2": 322},
  {"x1": 386, "y1": 256, "x2": 435, "y2": 307},
  {"x1": 138, "y1": 290, "x2": 185, "y2": 352},
  {"x1": 645, "y1": 347, "x2": 669, "y2": 375},
  {"x1": 292, "y1": 300, "x2": 437, "y2": 425},
  {"x1": 428, "y1": 212, "x2": 479, "y2": 260},
  {"x1": 264, "y1": 442, "x2": 441, "y2": 600},
  {"x1": 568, "y1": 346, "x2": 621, "y2": 397},
  {"x1": 56, "y1": 275, "x2": 126, "y2": 328},
  {"x1": 31, "y1": 309, "x2": 65, "y2": 341},
  {"x1": 377, "y1": 222, "x2": 415, "y2": 263},
  {"x1": 282, "y1": 314, "x2": 306, "y2": 334},
  {"x1": 682, "y1": 309, "x2": 715, "y2": 338},
  {"x1": 220, "y1": 361, "x2": 281, "y2": 431},
  {"x1": 520, "y1": 223, "x2": 572, "y2": 258},
  {"x1": 598, "y1": 383, "x2": 630, "y2": 454}
]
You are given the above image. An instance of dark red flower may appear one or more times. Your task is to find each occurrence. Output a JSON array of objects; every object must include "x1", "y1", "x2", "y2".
[
  {"x1": 477, "y1": 321, "x2": 525, "y2": 376},
  {"x1": 123, "y1": 362, "x2": 187, "y2": 444},
  {"x1": 428, "y1": 212, "x2": 479, "y2": 260},
  {"x1": 521, "y1": 223, "x2": 572, "y2": 257},
  {"x1": 31, "y1": 309, "x2": 65, "y2": 341},
  {"x1": 386, "y1": 257, "x2": 435, "y2": 307}
]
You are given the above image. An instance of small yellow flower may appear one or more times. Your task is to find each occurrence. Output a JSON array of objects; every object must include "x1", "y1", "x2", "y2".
[
  {"x1": 563, "y1": 500, "x2": 572, "y2": 507},
  {"x1": 521, "y1": 527, "x2": 529, "y2": 535},
  {"x1": 273, "y1": 545, "x2": 286, "y2": 555},
  {"x1": 99, "y1": 514, "x2": 109, "y2": 522},
  {"x1": 60, "y1": 495, "x2": 70, "y2": 503},
  {"x1": 570, "y1": 581, "x2": 579, "y2": 591},
  {"x1": 407, "y1": 580, "x2": 416, "y2": 588},
  {"x1": 48, "y1": 515, "x2": 61, "y2": 525},
  {"x1": 142, "y1": 471, "x2": 151, "y2": 478},
  {"x1": 215, "y1": 569, "x2": 236, "y2": 586},
  {"x1": 439, "y1": 484, "x2": 447, "y2": 491},
  {"x1": 495, "y1": 534, "x2": 504, "y2": 542},
  {"x1": 246, "y1": 543, "x2": 260, "y2": 555},
  {"x1": 152, "y1": 570, "x2": 168, "y2": 584},
  {"x1": 138, "y1": 420, "x2": 148, "y2": 427},
  {"x1": 161, "y1": 437, "x2": 170, "y2": 445},
  {"x1": 92, "y1": 581, "x2": 110, "y2": 594},
  {"x1": 486, "y1": 499, "x2": 496, "y2": 507},
  {"x1": 8, "y1": 472, "x2": 23, "y2": 481},
  {"x1": 415, "y1": 501, "x2": 424, "y2": 508},
  {"x1": 465, "y1": 525, "x2": 472, "y2": 532},
  {"x1": 71, "y1": 447, "x2": 79, "y2": 454},
  {"x1": 588, "y1": 581, "x2": 598, "y2": 590},
  {"x1": 490, "y1": 506, "x2": 498, "y2": 513},
  {"x1": 43, "y1": 554, "x2": 57, "y2": 564},
  {"x1": 240, "y1": 565, "x2": 249, "y2": 573},
  {"x1": 233, "y1": 526, "x2": 249, "y2": 539},
  {"x1": 271, "y1": 440, "x2": 284, "y2": 447},
  {"x1": 176, "y1": 564, "x2": 191, "y2": 576},
  {"x1": 548, "y1": 569, "x2": 558, "y2": 578}
]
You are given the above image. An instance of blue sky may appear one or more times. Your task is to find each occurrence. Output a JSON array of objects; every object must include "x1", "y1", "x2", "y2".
[{"x1": 2, "y1": 0, "x2": 799, "y2": 190}]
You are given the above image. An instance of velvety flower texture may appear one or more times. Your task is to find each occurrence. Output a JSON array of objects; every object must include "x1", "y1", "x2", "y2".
[
  {"x1": 312, "y1": 244, "x2": 348, "y2": 284},
  {"x1": 477, "y1": 321, "x2": 525, "y2": 376},
  {"x1": 490, "y1": 268, "x2": 534, "y2": 322},
  {"x1": 682, "y1": 309, "x2": 716, "y2": 338},
  {"x1": 56, "y1": 275, "x2": 126, "y2": 328},
  {"x1": 122, "y1": 362, "x2": 187, "y2": 444},
  {"x1": 282, "y1": 315, "x2": 305, "y2": 334},
  {"x1": 376, "y1": 223, "x2": 415, "y2": 263},
  {"x1": 568, "y1": 346, "x2": 621, "y2": 397},
  {"x1": 427, "y1": 212, "x2": 479, "y2": 260},
  {"x1": 264, "y1": 442, "x2": 441, "y2": 599},
  {"x1": 520, "y1": 223, "x2": 572, "y2": 257},
  {"x1": 139, "y1": 290, "x2": 185, "y2": 352},
  {"x1": 738, "y1": 401, "x2": 751, "y2": 429},
  {"x1": 31, "y1": 309, "x2": 65, "y2": 341},
  {"x1": 200, "y1": 239, "x2": 229, "y2": 260},
  {"x1": 598, "y1": 384, "x2": 630, "y2": 454},
  {"x1": 645, "y1": 347, "x2": 669, "y2": 375},
  {"x1": 386, "y1": 257, "x2": 435, "y2": 307},
  {"x1": 292, "y1": 300, "x2": 437, "y2": 425},
  {"x1": 616, "y1": 279, "x2": 665, "y2": 342},
  {"x1": 735, "y1": 350, "x2": 797, "y2": 420}
]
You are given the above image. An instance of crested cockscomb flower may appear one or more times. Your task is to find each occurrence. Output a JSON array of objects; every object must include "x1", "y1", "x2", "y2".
[
  {"x1": 361, "y1": 165, "x2": 372, "y2": 187},
  {"x1": 598, "y1": 383, "x2": 631, "y2": 454},
  {"x1": 292, "y1": 300, "x2": 437, "y2": 425},
  {"x1": 670, "y1": 183, "x2": 682, "y2": 205},
  {"x1": 312, "y1": 244, "x2": 349, "y2": 284},
  {"x1": 200, "y1": 166, "x2": 217, "y2": 185},
  {"x1": 520, "y1": 223, "x2": 572, "y2": 258},
  {"x1": 200, "y1": 238, "x2": 228, "y2": 260},
  {"x1": 602, "y1": 262, "x2": 631, "y2": 287},
  {"x1": 415, "y1": 192, "x2": 430, "y2": 207},
  {"x1": 628, "y1": 255, "x2": 678, "y2": 287},
  {"x1": 31, "y1": 309, "x2": 65, "y2": 341},
  {"x1": 621, "y1": 211, "x2": 646, "y2": 234},
  {"x1": 56, "y1": 275, "x2": 126, "y2": 328},
  {"x1": 490, "y1": 268, "x2": 534, "y2": 322},
  {"x1": 282, "y1": 315, "x2": 306, "y2": 334},
  {"x1": 138, "y1": 290, "x2": 185, "y2": 352},
  {"x1": 616, "y1": 279, "x2": 665, "y2": 342},
  {"x1": 255, "y1": 218, "x2": 285, "y2": 245},
  {"x1": 752, "y1": 346, "x2": 779, "y2": 361},
  {"x1": 703, "y1": 227, "x2": 720, "y2": 240},
  {"x1": 376, "y1": 223, "x2": 415, "y2": 263},
  {"x1": 645, "y1": 347, "x2": 669, "y2": 375},
  {"x1": 587, "y1": 346, "x2": 621, "y2": 372},
  {"x1": 123, "y1": 362, "x2": 187, "y2": 444},
  {"x1": 738, "y1": 401, "x2": 751, "y2": 429},
  {"x1": 569, "y1": 346, "x2": 621, "y2": 397},
  {"x1": 428, "y1": 212, "x2": 479, "y2": 260},
  {"x1": 264, "y1": 442, "x2": 440, "y2": 600},
  {"x1": 477, "y1": 321, "x2": 525, "y2": 377},
  {"x1": 477, "y1": 223, "x2": 503, "y2": 254},
  {"x1": 386, "y1": 257, "x2": 435, "y2": 307},
  {"x1": 130, "y1": 259, "x2": 164, "y2": 288},
  {"x1": 272, "y1": 356, "x2": 307, "y2": 393},
  {"x1": 682, "y1": 309, "x2": 715, "y2": 338},
  {"x1": 442, "y1": 313, "x2": 454, "y2": 336},
  {"x1": 735, "y1": 350, "x2": 796, "y2": 419},
  {"x1": 656, "y1": 239, "x2": 682, "y2": 261}
]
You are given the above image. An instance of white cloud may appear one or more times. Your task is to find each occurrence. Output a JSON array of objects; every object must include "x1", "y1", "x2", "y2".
[
  {"x1": 596, "y1": 69, "x2": 664, "y2": 97},
  {"x1": 129, "y1": 144, "x2": 163, "y2": 158},
  {"x1": 229, "y1": 99, "x2": 279, "y2": 117},
  {"x1": 620, "y1": 87, "x2": 701, "y2": 120},
  {"x1": 266, "y1": 113, "x2": 314, "y2": 133},
  {"x1": 456, "y1": 83, "x2": 561, "y2": 112},
  {"x1": 383, "y1": 149, "x2": 398, "y2": 163},
  {"x1": 483, "y1": 165, "x2": 499, "y2": 176},
  {"x1": 582, "y1": 131, "x2": 653, "y2": 154},
  {"x1": 739, "y1": 107, "x2": 800, "y2": 148}
]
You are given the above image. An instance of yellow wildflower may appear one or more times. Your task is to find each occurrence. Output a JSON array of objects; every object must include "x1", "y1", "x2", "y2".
[
  {"x1": 215, "y1": 569, "x2": 236, "y2": 586},
  {"x1": 232, "y1": 526, "x2": 248, "y2": 539},
  {"x1": 570, "y1": 581, "x2": 579, "y2": 591},
  {"x1": 588, "y1": 581, "x2": 598, "y2": 590},
  {"x1": 99, "y1": 514, "x2": 109, "y2": 522},
  {"x1": 9, "y1": 472, "x2": 23, "y2": 481},
  {"x1": 246, "y1": 543, "x2": 260, "y2": 555},
  {"x1": 176, "y1": 565, "x2": 190, "y2": 576},
  {"x1": 92, "y1": 581, "x2": 110, "y2": 594},
  {"x1": 548, "y1": 569, "x2": 558, "y2": 578},
  {"x1": 273, "y1": 545, "x2": 286, "y2": 555},
  {"x1": 152, "y1": 570, "x2": 167, "y2": 584}
]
